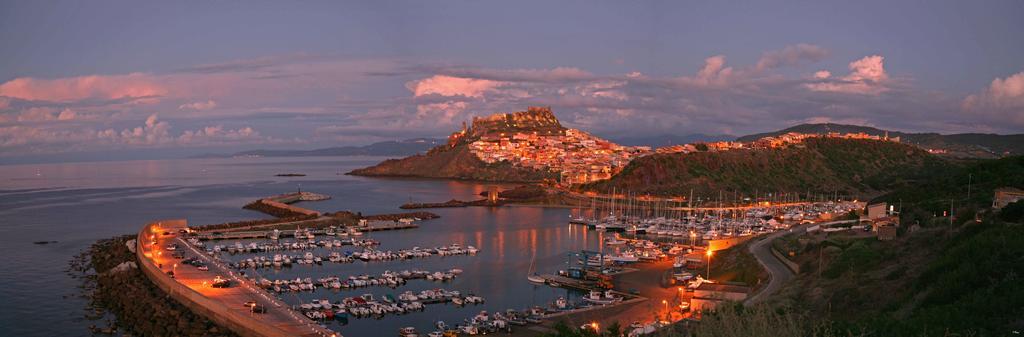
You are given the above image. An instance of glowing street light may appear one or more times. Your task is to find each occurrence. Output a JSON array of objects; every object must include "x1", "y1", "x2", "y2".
[{"x1": 706, "y1": 250, "x2": 714, "y2": 279}]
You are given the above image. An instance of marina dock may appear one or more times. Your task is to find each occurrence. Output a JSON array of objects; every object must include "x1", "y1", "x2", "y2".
[{"x1": 355, "y1": 221, "x2": 419, "y2": 232}]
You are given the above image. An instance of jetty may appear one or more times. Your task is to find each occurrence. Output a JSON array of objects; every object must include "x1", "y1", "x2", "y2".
[
  {"x1": 245, "y1": 191, "x2": 331, "y2": 217},
  {"x1": 137, "y1": 220, "x2": 338, "y2": 337},
  {"x1": 355, "y1": 219, "x2": 419, "y2": 232}
]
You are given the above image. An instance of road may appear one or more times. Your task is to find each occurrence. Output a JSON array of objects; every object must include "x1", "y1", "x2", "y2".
[
  {"x1": 145, "y1": 231, "x2": 336, "y2": 337},
  {"x1": 745, "y1": 220, "x2": 856, "y2": 305}
]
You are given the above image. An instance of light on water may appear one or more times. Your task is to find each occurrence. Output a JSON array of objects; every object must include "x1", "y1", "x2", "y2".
[{"x1": 0, "y1": 157, "x2": 615, "y2": 337}]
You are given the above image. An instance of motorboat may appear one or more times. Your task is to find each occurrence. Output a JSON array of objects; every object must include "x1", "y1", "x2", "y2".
[{"x1": 582, "y1": 290, "x2": 622, "y2": 305}]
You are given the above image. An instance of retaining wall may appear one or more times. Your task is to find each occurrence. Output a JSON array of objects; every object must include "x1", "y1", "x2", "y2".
[{"x1": 770, "y1": 247, "x2": 801, "y2": 274}]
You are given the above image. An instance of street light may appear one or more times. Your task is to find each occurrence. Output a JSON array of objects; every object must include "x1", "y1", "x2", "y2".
[
  {"x1": 689, "y1": 231, "x2": 696, "y2": 247},
  {"x1": 706, "y1": 250, "x2": 714, "y2": 279}
]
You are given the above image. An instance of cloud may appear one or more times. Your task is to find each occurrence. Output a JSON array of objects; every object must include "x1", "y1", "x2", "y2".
[
  {"x1": 57, "y1": 108, "x2": 77, "y2": 121},
  {"x1": 3, "y1": 49, "x2": 1021, "y2": 158},
  {"x1": 963, "y1": 71, "x2": 1024, "y2": 127},
  {"x1": 806, "y1": 55, "x2": 889, "y2": 94},
  {"x1": 407, "y1": 75, "x2": 504, "y2": 98},
  {"x1": 0, "y1": 113, "x2": 271, "y2": 155},
  {"x1": 755, "y1": 44, "x2": 830, "y2": 71},
  {"x1": 178, "y1": 100, "x2": 218, "y2": 110},
  {"x1": 0, "y1": 73, "x2": 167, "y2": 102}
]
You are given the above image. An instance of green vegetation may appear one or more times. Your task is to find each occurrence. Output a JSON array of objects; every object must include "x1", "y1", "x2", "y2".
[
  {"x1": 1001, "y1": 200, "x2": 1024, "y2": 222},
  {"x1": 708, "y1": 242, "x2": 766, "y2": 287},
  {"x1": 348, "y1": 143, "x2": 557, "y2": 182},
  {"x1": 874, "y1": 155, "x2": 1024, "y2": 217},
  {"x1": 737, "y1": 122, "x2": 1024, "y2": 158},
  {"x1": 820, "y1": 240, "x2": 882, "y2": 279},
  {"x1": 584, "y1": 137, "x2": 947, "y2": 197}
]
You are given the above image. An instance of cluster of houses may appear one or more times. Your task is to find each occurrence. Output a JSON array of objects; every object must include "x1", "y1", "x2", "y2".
[
  {"x1": 656, "y1": 131, "x2": 902, "y2": 155},
  {"x1": 468, "y1": 128, "x2": 651, "y2": 185}
]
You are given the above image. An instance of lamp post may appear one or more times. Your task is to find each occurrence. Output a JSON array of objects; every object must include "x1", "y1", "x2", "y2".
[
  {"x1": 689, "y1": 231, "x2": 696, "y2": 248},
  {"x1": 706, "y1": 250, "x2": 713, "y2": 280}
]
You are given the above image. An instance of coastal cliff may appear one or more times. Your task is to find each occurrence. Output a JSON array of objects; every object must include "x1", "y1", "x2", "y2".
[
  {"x1": 347, "y1": 142, "x2": 557, "y2": 182},
  {"x1": 348, "y1": 107, "x2": 564, "y2": 182}
]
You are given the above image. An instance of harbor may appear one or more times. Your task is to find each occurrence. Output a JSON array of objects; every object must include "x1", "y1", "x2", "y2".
[{"x1": 127, "y1": 183, "x2": 865, "y2": 337}]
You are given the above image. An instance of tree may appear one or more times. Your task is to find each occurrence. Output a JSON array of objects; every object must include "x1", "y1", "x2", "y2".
[{"x1": 1000, "y1": 200, "x2": 1024, "y2": 223}]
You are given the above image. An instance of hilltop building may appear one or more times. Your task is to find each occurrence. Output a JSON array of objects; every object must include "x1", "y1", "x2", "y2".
[{"x1": 993, "y1": 187, "x2": 1024, "y2": 209}]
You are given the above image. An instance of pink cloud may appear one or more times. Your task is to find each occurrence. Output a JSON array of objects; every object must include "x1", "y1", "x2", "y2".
[
  {"x1": 0, "y1": 73, "x2": 168, "y2": 102},
  {"x1": 178, "y1": 100, "x2": 218, "y2": 110},
  {"x1": 57, "y1": 108, "x2": 77, "y2": 121},
  {"x1": 407, "y1": 75, "x2": 503, "y2": 98},
  {"x1": 806, "y1": 55, "x2": 889, "y2": 94},
  {"x1": 962, "y1": 71, "x2": 1024, "y2": 126}
]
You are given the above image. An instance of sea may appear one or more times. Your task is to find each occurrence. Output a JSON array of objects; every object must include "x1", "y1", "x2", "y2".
[{"x1": 0, "y1": 156, "x2": 618, "y2": 336}]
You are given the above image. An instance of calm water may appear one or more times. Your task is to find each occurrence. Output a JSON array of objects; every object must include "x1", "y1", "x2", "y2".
[{"x1": 0, "y1": 157, "x2": 614, "y2": 336}]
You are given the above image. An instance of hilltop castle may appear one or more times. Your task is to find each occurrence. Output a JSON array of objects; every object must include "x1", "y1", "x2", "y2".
[{"x1": 447, "y1": 106, "x2": 565, "y2": 147}]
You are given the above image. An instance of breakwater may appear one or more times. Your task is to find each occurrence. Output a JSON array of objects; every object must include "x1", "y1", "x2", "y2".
[
  {"x1": 70, "y1": 235, "x2": 238, "y2": 336},
  {"x1": 244, "y1": 192, "x2": 331, "y2": 217},
  {"x1": 137, "y1": 220, "x2": 337, "y2": 337},
  {"x1": 400, "y1": 198, "x2": 501, "y2": 209}
]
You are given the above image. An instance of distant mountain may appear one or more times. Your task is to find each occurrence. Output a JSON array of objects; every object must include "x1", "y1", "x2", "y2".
[
  {"x1": 191, "y1": 138, "x2": 443, "y2": 158},
  {"x1": 737, "y1": 123, "x2": 1024, "y2": 158},
  {"x1": 609, "y1": 133, "x2": 736, "y2": 148},
  {"x1": 582, "y1": 137, "x2": 948, "y2": 197}
]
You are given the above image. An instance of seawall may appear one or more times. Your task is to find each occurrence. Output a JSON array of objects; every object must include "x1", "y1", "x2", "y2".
[{"x1": 136, "y1": 220, "x2": 332, "y2": 337}]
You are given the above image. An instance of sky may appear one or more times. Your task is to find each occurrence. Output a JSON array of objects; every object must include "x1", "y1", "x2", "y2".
[{"x1": 1, "y1": 1, "x2": 1023, "y2": 162}]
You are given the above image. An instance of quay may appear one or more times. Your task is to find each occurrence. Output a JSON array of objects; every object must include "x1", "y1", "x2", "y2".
[
  {"x1": 194, "y1": 221, "x2": 419, "y2": 240},
  {"x1": 536, "y1": 274, "x2": 603, "y2": 292},
  {"x1": 355, "y1": 221, "x2": 419, "y2": 232},
  {"x1": 137, "y1": 220, "x2": 338, "y2": 337},
  {"x1": 195, "y1": 228, "x2": 327, "y2": 240}
]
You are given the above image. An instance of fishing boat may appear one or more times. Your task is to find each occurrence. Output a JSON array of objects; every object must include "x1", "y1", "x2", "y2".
[
  {"x1": 604, "y1": 236, "x2": 627, "y2": 245},
  {"x1": 609, "y1": 252, "x2": 639, "y2": 263},
  {"x1": 582, "y1": 290, "x2": 622, "y2": 305}
]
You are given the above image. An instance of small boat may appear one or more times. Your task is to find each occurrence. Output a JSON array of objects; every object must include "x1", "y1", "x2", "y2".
[
  {"x1": 527, "y1": 274, "x2": 546, "y2": 284},
  {"x1": 398, "y1": 327, "x2": 419, "y2": 337},
  {"x1": 582, "y1": 290, "x2": 622, "y2": 305}
]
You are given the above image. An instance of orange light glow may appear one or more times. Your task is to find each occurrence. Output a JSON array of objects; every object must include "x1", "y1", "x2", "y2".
[{"x1": 706, "y1": 250, "x2": 713, "y2": 257}]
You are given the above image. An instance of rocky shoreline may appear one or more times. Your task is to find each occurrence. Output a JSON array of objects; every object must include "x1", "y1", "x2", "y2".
[{"x1": 69, "y1": 235, "x2": 236, "y2": 337}]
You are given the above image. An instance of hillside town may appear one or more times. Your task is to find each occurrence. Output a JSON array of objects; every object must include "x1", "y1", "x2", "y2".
[
  {"x1": 468, "y1": 128, "x2": 651, "y2": 185},
  {"x1": 457, "y1": 110, "x2": 905, "y2": 186},
  {"x1": 655, "y1": 131, "x2": 902, "y2": 154}
]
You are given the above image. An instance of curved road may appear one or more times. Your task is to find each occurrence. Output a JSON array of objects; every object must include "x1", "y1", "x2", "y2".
[{"x1": 744, "y1": 220, "x2": 855, "y2": 305}]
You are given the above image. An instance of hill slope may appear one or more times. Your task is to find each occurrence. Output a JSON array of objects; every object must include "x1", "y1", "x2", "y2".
[
  {"x1": 582, "y1": 137, "x2": 948, "y2": 197},
  {"x1": 346, "y1": 143, "x2": 557, "y2": 182},
  {"x1": 737, "y1": 123, "x2": 1024, "y2": 158}
]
